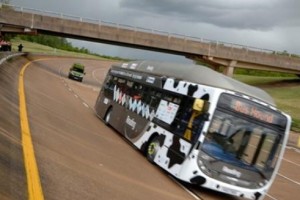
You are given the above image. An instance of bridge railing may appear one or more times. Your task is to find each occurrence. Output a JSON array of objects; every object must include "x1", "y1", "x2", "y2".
[
  {"x1": 0, "y1": 3, "x2": 298, "y2": 58},
  {"x1": 0, "y1": 4, "x2": 282, "y2": 53}
]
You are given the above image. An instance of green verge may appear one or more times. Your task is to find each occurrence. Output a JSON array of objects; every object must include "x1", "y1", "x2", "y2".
[
  {"x1": 10, "y1": 38, "x2": 129, "y2": 61},
  {"x1": 11, "y1": 39, "x2": 103, "y2": 59}
]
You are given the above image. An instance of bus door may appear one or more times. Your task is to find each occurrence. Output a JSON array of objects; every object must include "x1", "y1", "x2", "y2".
[
  {"x1": 157, "y1": 98, "x2": 208, "y2": 176},
  {"x1": 150, "y1": 97, "x2": 203, "y2": 175},
  {"x1": 158, "y1": 134, "x2": 194, "y2": 176}
]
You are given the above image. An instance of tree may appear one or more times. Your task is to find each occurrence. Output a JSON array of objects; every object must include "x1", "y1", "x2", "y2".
[
  {"x1": 0, "y1": 0, "x2": 11, "y2": 5},
  {"x1": 18, "y1": 34, "x2": 93, "y2": 55}
]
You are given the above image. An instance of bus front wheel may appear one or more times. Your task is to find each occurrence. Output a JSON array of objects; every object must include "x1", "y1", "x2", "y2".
[{"x1": 146, "y1": 136, "x2": 160, "y2": 163}]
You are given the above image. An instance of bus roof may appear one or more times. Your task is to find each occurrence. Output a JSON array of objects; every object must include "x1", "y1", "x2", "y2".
[{"x1": 113, "y1": 60, "x2": 275, "y2": 106}]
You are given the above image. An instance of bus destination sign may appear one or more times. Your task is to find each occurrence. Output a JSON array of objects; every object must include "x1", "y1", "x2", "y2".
[
  {"x1": 230, "y1": 99, "x2": 274, "y2": 123},
  {"x1": 219, "y1": 93, "x2": 287, "y2": 129}
]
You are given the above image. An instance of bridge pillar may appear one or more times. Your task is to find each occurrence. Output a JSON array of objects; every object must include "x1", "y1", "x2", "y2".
[{"x1": 223, "y1": 60, "x2": 237, "y2": 77}]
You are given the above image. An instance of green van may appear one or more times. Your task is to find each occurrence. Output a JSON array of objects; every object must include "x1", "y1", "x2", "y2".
[{"x1": 68, "y1": 63, "x2": 85, "y2": 82}]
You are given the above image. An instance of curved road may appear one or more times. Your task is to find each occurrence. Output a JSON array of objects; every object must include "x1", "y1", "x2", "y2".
[{"x1": 0, "y1": 54, "x2": 299, "y2": 200}]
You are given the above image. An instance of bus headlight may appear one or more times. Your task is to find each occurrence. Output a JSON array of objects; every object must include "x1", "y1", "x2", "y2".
[{"x1": 198, "y1": 151, "x2": 215, "y2": 176}]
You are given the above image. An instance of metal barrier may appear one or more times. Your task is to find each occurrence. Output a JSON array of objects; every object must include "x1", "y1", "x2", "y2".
[{"x1": 0, "y1": 52, "x2": 25, "y2": 65}]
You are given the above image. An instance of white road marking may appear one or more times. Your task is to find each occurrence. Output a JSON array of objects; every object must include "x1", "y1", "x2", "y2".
[
  {"x1": 286, "y1": 146, "x2": 300, "y2": 153},
  {"x1": 266, "y1": 193, "x2": 279, "y2": 200},
  {"x1": 168, "y1": 176, "x2": 202, "y2": 200},
  {"x1": 282, "y1": 157, "x2": 300, "y2": 167},
  {"x1": 83, "y1": 102, "x2": 89, "y2": 108},
  {"x1": 92, "y1": 68, "x2": 107, "y2": 84},
  {"x1": 277, "y1": 173, "x2": 300, "y2": 186}
]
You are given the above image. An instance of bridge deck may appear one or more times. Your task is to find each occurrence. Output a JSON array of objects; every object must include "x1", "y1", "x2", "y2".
[{"x1": 1, "y1": 5, "x2": 300, "y2": 76}]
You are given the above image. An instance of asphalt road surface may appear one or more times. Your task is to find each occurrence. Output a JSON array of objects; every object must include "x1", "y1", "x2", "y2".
[{"x1": 0, "y1": 54, "x2": 299, "y2": 200}]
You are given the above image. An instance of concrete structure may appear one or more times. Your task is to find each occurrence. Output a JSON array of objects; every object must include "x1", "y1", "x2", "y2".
[{"x1": 1, "y1": 4, "x2": 300, "y2": 76}]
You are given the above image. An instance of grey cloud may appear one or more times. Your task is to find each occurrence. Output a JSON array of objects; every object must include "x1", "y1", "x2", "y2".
[
  {"x1": 119, "y1": 0, "x2": 300, "y2": 30},
  {"x1": 8, "y1": 0, "x2": 300, "y2": 54}
]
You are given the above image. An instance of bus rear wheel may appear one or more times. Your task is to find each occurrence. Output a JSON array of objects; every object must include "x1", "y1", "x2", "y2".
[
  {"x1": 146, "y1": 136, "x2": 160, "y2": 163},
  {"x1": 104, "y1": 108, "x2": 112, "y2": 125}
]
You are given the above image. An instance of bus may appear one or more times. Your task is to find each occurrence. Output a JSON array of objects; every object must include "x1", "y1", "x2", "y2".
[{"x1": 94, "y1": 60, "x2": 291, "y2": 200}]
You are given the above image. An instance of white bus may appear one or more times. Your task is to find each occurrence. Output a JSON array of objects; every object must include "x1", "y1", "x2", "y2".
[{"x1": 94, "y1": 60, "x2": 291, "y2": 200}]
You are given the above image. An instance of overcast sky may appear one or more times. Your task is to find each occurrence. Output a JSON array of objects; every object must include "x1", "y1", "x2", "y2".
[{"x1": 8, "y1": 0, "x2": 300, "y2": 62}]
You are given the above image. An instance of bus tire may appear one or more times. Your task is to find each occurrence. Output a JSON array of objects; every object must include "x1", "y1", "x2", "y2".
[
  {"x1": 104, "y1": 108, "x2": 112, "y2": 125},
  {"x1": 146, "y1": 136, "x2": 160, "y2": 163}
]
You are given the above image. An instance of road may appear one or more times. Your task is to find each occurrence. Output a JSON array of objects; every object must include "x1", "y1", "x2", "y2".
[{"x1": 0, "y1": 54, "x2": 299, "y2": 200}]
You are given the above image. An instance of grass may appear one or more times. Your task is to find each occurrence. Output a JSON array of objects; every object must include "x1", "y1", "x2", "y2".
[
  {"x1": 11, "y1": 38, "x2": 104, "y2": 59},
  {"x1": 234, "y1": 75, "x2": 298, "y2": 85},
  {"x1": 265, "y1": 87, "x2": 300, "y2": 131}
]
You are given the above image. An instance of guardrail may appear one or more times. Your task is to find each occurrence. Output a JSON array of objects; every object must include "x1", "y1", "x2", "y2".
[
  {"x1": 1, "y1": 3, "x2": 297, "y2": 58},
  {"x1": 0, "y1": 52, "x2": 25, "y2": 65}
]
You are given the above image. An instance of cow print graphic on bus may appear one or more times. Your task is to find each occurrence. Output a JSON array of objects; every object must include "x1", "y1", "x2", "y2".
[
  {"x1": 167, "y1": 136, "x2": 185, "y2": 168},
  {"x1": 113, "y1": 85, "x2": 156, "y2": 120},
  {"x1": 163, "y1": 78, "x2": 215, "y2": 98}
]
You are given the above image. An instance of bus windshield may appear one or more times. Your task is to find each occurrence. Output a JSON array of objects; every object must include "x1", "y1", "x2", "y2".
[{"x1": 199, "y1": 94, "x2": 286, "y2": 186}]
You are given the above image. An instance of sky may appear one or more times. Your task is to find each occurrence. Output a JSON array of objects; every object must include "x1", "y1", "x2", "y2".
[{"x1": 7, "y1": 0, "x2": 300, "y2": 62}]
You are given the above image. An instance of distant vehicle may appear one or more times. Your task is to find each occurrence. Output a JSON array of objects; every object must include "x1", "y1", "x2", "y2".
[
  {"x1": 94, "y1": 60, "x2": 291, "y2": 200},
  {"x1": 0, "y1": 40, "x2": 11, "y2": 51},
  {"x1": 68, "y1": 63, "x2": 85, "y2": 82}
]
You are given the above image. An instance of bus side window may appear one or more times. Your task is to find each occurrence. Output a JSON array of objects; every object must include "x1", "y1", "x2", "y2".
[
  {"x1": 173, "y1": 98, "x2": 194, "y2": 136},
  {"x1": 127, "y1": 80, "x2": 134, "y2": 88},
  {"x1": 106, "y1": 76, "x2": 118, "y2": 89},
  {"x1": 173, "y1": 97, "x2": 181, "y2": 104},
  {"x1": 129, "y1": 82, "x2": 143, "y2": 100},
  {"x1": 117, "y1": 78, "x2": 126, "y2": 92},
  {"x1": 104, "y1": 75, "x2": 117, "y2": 94},
  {"x1": 141, "y1": 86, "x2": 150, "y2": 102},
  {"x1": 140, "y1": 86, "x2": 152, "y2": 105},
  {"x1": 163, "y1": 93, "x2": 173, "y2": 102},
  {"x1": 104, "y1": 75, "x2": 111, "y2": 87},
  {"x1": 175, "y1": 98, "x2": 193, "y2": 121},
  {"x1": 149, "y1": 90, "x2": 162, "y2": 110},
  {"x1": 126, "y1": 80, "x2": 134, "y2": 96},
  {"x1": 112, "y1": 77, "x2": 118, "y2": 86}
]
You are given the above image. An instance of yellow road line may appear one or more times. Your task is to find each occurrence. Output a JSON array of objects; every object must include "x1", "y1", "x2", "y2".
[{"x1": 19, "y1": 61, "x2": 44, "y2": 200}]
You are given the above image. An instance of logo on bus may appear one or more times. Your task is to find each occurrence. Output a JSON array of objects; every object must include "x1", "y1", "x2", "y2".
[
  {"x1": 231, "y1": 100, "x2": 274, "y2": 123},
  {"x1": 126, "y1": 116, "x2": 137, "y2": 130},
  {"x1": 222, "y1": 166, "x2": 241, "y2": 178}
]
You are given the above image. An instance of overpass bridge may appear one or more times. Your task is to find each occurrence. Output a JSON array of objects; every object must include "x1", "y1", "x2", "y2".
[{"x1": 1, "y1": 4, "x2": 300, "y2": 77}]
